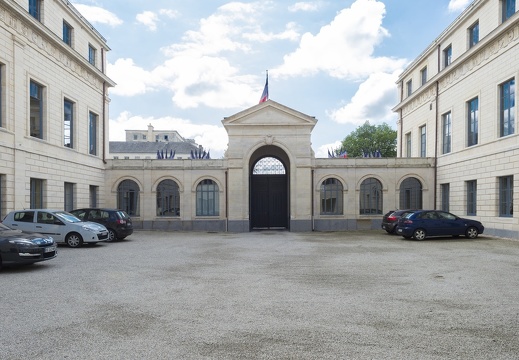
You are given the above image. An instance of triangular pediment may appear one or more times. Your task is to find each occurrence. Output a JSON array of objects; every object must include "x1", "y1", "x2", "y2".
[{"x1": 222, "y1": 100, "x2": 317, "y2": 129}]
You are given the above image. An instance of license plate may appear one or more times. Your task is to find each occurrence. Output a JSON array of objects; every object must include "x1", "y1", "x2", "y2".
[{"x1": 44, "y1": 246, "x2": 56, "y2": 253}]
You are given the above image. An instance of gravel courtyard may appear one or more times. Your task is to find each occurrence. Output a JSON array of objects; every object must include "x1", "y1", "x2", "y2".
[{"x1": 2, "y1": 230, "x2": 519, "y2": 359}]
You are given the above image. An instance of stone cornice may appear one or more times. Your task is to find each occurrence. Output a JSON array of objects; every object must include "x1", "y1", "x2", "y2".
[{"x1": 0, "y1": 3, "x2": 115, "y2": 90}]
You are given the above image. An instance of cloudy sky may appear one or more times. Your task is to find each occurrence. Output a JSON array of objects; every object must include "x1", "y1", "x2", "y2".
[{"x1": 72, "y1": 0, "x2": 473, "y2": 158}]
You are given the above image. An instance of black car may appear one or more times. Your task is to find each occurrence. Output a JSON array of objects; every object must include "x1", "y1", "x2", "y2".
[
  {"x1": 396, "y1": 210, "x2": 484, "y2": 240},
  {"x1": 0, "y1": 223, "x2": 57, "y2": 269},
  {"x1": 381, "y1": 209, "x2": 415, "y2": 234},
  {"x1": 70, "y1": 208, "x2": 133, "y2": 242}
]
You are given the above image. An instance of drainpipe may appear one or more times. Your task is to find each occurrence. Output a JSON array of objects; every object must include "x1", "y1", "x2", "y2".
[
  {"x1": 398, "y1": 81, "x2": 403, "y2": 157},
  {"x1": 225, "y1": 170, "x2": 228, "y2": 232},
  {"x1": 101, "y1": 47, "x2": 107, "y2": 164},
  {"x1": 311, "y1": 169, "x2": 314, "y2": 231},
  {"x1": 434, "y1": 80, "x2": 439, "y2": 210}
]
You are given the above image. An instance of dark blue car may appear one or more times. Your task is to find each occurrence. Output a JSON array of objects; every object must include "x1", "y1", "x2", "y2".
[{"x1": 396, "y1": 210, "x2": 484, "y2": 240}]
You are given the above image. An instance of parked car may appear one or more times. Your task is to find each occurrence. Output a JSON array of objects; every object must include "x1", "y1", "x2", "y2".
[
  {"x1": 70, "y1": 208, "x2": 133, "y2": 242},
  {"x1": 2, "y1": 210, "x2": 109, "y2": 248},
  {"x1": 0, "y1": 223, "x2": 57, "y2": 269},
  {"x1": 381, "y1": 209, "x2": 415, "y2": 234},
  {"x1": 396, "y1": 210, "x2": 484, "y2": 240}
]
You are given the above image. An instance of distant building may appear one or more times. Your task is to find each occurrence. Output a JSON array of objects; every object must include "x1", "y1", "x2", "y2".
[{"x1": 109, "y1": 124, "x2": 204, "y2": 159}]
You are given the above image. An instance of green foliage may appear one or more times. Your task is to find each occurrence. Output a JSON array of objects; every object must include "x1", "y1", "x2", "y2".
[{"x1": 338, "y1": 121, "x2": 397, "y2": 158}]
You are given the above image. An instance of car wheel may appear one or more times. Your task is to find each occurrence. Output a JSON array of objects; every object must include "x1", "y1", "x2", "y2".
[
  {"x1": 466, "y1": 226, "x2": 479, "y2": 239},
  {"x1": 107, "y1": 229, "x2": 117, "y2": 242},
  {"x1": 413, "y1": 229, "x2": 426, "y2": 240},
  {"x1": 66, "y1": 233, "x2": 83, "y2": 248}
]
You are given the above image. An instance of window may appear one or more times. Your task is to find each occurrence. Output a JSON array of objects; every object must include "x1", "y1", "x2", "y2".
[
  {"x1": 0, "y1": 175, "x2": 3, "y2": 219},
  {"x1": 63, "y1": 21, "x2": 73, "y2": 46},
  {"x1": 89, "y1": 185, "x2": 98, "y2": 207},
  {"x1": 441, "y1": 183, "x2": 450, "y2": 212},
  {"x1": 89, "y1": 111, "x2": 98, "y2": 155},
  {"x1": 405, "y1": 132, "x2": 411, "y2": 157},
  {"x1": 143, "y1": 135, "x2": 147, "y2": 140},
  {"x1": 466, "y1": 180, "x2": 477, "y2": 216},
  {"x1": 406, "y1": 80, "x2": 412, "y2": 97},
  {"x1": 443, "y1": 45, "x2": 452, "y2": 68},
  {"x1": 30, "y1": 81, "x2": 44, "y2": 139},
  {"x1": 360, "y1": 178, "x2": 382, "y2": 215},
  {"x1": 133, "y1": 134, "x2": 138, "y2": 140},
  {"x1": 88, "y1": 44, "x2": 96, "y2": 66},
  {"x1": 400, "y1": 177, "x2": 423, "y2": 210},
  {"x1": 320, "y1": 178, "x2": 343, "y2": 215},
  {"x1": 117, "y1": 180, "x2": 140, "y2": 216},
  {"x1": 0, "y1": 64, "x2": 3, "y2": 127},
  {"x1": 29, "y1": 0, "x2": 41, "y2": 21},
  {"x1": 157, "y1": 180, "x2": 180, "y2": 216},
  {"x1": 64, "y1": 99, "x2": 74, "y2": 148},
  {"x1": 164, "y1": 135, "x2": 169, "y2": 141},
  {"x1": 420, "y1": 67, "x2": 427, "y2": 86},
  {"x1": 420, "y1": 125, "x2": 426, "y2": 157},
  {"x1": 442, "y1": 112, "x2": 452, "y2": 154},
  {"x1": 30, "y1": 178, "x2": 44, "y2": 209},
  {"x1": 500, "y1": 79, "x2": 515, "y2": 137},
  {"x1": 469, "y1": 21, "x2": 479, "y2": 48},
  {"x1": 502, "y1": 0, "x2": 516, "y2": 22},
  {"x1": 64, "y1": 182, "x2": 74, "y2": 212},
  {"x1": 499, "y1": 176, "x2": 513, "y2": 217},
  {"x1": 467, "y1": 97, "x2": 478, "y2": 147},
  {"x1": 196, "y1": 179, "x2": 219, "y2": 216}
]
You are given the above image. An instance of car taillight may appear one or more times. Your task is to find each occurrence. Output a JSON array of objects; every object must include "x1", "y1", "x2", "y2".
[
  {"x1": 387, "y1": 215, "x2": 397, "y2": 221},
  {"x1": 116, "y1": 219, "x2": 126, "y2": 224}
]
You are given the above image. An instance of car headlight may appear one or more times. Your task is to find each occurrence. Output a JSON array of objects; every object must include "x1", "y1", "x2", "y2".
[{"x1": 81, "y1": 225, "x2": 97, "y2": 232}]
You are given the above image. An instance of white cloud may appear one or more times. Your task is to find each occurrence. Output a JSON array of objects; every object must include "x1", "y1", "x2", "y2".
[
  {"x1": 316, "y1": 140, "x2": 343, "y2": 158},
  {"x1": 243, "y1": 22, "x2": 300, "y2": 42},
  {"x1": 107, "y1": 59, "x2": 155, "y2": 96},
  {"x1": 71, "y1": 3, "x2": 123, "y2": 27},
  {"x1": 159, "y1": 9, "x2": 179, "y2": 19},
  {"x1": 275, "y1": 0, "x2": 406, "y2": 80},
  {"x1": 448, "y1": 0, "x2": 472, "y2": 12},
  {"x1": 288, "y1": 1, "x2": 323, "y2": 12},
  {"x1": 328, "y1": 71, "x2": 400, "y2": 125},
  {"x1": 110, "y1": 112, "x2": 229, "y2": 158},
  {"x1": 136, "y1": 11, "x2": 160, "y2": 31}
]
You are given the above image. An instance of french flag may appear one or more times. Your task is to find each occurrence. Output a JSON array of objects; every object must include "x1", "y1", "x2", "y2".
[{"x1": 259, "y1": 71, "x2": 268, "y2": 103}]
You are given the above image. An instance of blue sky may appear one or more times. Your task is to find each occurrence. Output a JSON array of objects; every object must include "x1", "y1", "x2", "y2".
[{"x1": 72, "y1": 0, "x2": 473, "y2": 158}]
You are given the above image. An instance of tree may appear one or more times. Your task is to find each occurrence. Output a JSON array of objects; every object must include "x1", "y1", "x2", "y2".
[{"x1": 338, "y1": 121, "x2": 397, "y2": 158}]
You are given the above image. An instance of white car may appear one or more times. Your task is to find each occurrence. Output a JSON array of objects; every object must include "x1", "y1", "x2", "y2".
[{"x1": 2, "y1": 210, "x2": 109, "y2": 248}]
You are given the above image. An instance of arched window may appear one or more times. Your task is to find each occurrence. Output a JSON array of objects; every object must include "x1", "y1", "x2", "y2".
[
  {"x1": 320, "y1": 178, "x2": 343, "y2": 215},
  {"x1": 117, "y1": 179, "x2": 140, "y2": 216},
  {"x1": 360, "y1": 178, "x2": 382, "y2": 215},
  {"x1": 157, "y1": 179, "x2": 180, "y2": 216},
  {"x1": 253, "y1": 157, "x2": 286, "y2": 174},
  {"x1": 196, "y1": 179, "x2": 219, "y2": 216},
  {"x1": 399, "y1": 177, "x2": 423, "y2": 209}
]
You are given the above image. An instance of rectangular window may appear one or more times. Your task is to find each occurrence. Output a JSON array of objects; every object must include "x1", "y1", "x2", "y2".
[
  {"x1": 420, "y1": 67, "x2": 427, "y2": 86},
  {"x1": 469, "y1": 21, "x2": 479, "y2": 48},
  {"x1": 0, "y1": 64, "x2": 3, "y2": 127},
  {"x1": 142, "y1": 135, "x2": 147, "y2": 140},
  {"x1": 500, "y1": 78, "x2": 515, "y2": 137},
  {"x1": 442, "y1": 112, "x2": 452, "y2": 154},
  {"x1": 63, "y1": 21, "x2": 73, "y2": 46},
  {"x1": 30, "y1": 81, "x2": 44, "y2": 139},
  {"x1": 503, "y1": 0, "x2": 516, "y2": 22},
  {"x1": 441, "y1": 183, "x2": 450, "y2": 212},
  {"x1": 499, "y1": 176, "x2": 514, "y2": 217},
  {"x1": 89, "y1": 111, "x2": 98, "y2": 155},
  {"x1": 466, "y1": 180, "x2": 477, "y2": 216},
  {"x1": 467, "y1": 97, "x2": 478, "y2": 147},
  {"x1": 30, "y1": 178, "x2": 44, "y2": 209},
  {"x1": 88, "y1": 44, "x2": 96, "y2": 66},
  {"x1": 405, "y1": 132, "x2": 411, "y2": 157},
  {"x1": 90, "y1": 186, "x2": 98, "y2": 207},
  {"x1": 29, "y1": 0, "x2": 41, "y2": 21},
  {"x1": 420, "y1": 125, "x2": 426, "y2": 157},
  {"x1": 133, "y1": 134, "x2": 138, "y2": 140},
  {"x1": 406, "y1": 80, "x2": 412, "y2": 97},
  {"x1": 64, "y1": 99, "x2": 74, "y2": 148},
  {"x1": 64, "y1": 182, "x2": 74, "y2": 212},
  {"x1": 443, "y1": 45, "x2": 452, "y2": 68}
]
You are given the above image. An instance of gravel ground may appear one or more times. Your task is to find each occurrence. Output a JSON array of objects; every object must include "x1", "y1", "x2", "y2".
[{"x1": 1, "y1": 230, "x2": 519, "y2": 360}]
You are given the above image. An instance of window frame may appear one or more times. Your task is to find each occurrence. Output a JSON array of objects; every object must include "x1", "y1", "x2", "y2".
[
  {"x1": 64, "y1": 98, "x2": 74, "y2": 148},
  {"x1": 117, "y1": 179, "x2": 140, "y2": 216},
  {"x1": 405, "y1": 132, "x2": 411, "y2": 157},
  {"x1": 359, "y1": 178, "x2": 383, "y2": 215},
  {"x1": 443, "y1": 45, "x2": 452, "y2": 68},
  {"x1": 400, "y1": 177, "x2": 423, "y2": 210},
  {"x1": 502, "y1": 0, "x2": 516, "y2": 22},
  {"x1": 89, "y1": 185, "x2": 98, "y2": 208},
  {"x1": 466, "y1": 180, "x2": 477, "y2": 216},
  {"x1": 29, "y1": 0, "x2": 42, "y2": 21},
  {"x1": 420, "y1": 125, "x2": 426, "y2": 157},
  {"x1": 420, "y1": 67, "x2": 427, "y2": 86},
  {"x1": 30, "y1": 178, "x2": 44, "y2": 209},
  {"x1": 88, "y1": 44, "x2": 96, "y2": 66},
  {"x1": 196, "y1": 179, "x2": 219, "y2": 216},
  {"x1": 500, "y1": 78, "x2": 515, "y2": 137},
  {"x1": 499, "y1": 175, "x2": 514, "y2": 217},
  {"x1": 467, "y1": 97, "x2": 479, "y2": 147},
  {"x1": 441, "y1": 183, "x2": 450, "y2": 212},
  {"x1": 63, "y1": 20, "x2": 73, "y2": 46},
  {"x1": 89, "y1": 111, "x2": 98, "y2": 155},
  {"x1": 30, "y1": 80, "x2": 44, "y2": 139},
  {"x1": 442, "y1": 111, "x2": 452, "y2": 154},
  {"x1": 320, "y1": 178, "x2": 343, "y2": 215},
  {"x1": 469, "y1": 21, "x2": 479, "y2": 48},
  {"x1": 156, "y1": 179, "x2": 180, "y2": 217},
  {"x1": 406, "y1": 79, "x2": 412, "y2": 97},
  {"x1": 64, "y1": 182, "x2": 74, "y2": 212}
]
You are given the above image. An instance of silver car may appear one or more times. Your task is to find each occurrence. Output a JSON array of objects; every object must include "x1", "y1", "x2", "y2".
[{"x1": 2, "y1": 210, "x2": 109, "y2": 248}]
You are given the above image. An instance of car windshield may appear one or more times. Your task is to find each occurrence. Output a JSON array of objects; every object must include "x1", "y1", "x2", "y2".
[{"x1": 54, "y1": 211, "x2": 82, "y2": 223}]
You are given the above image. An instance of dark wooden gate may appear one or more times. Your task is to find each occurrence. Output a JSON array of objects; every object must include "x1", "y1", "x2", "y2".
[{"x1": 250, "y1": 175, "x2": 288, "y2": 229}]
